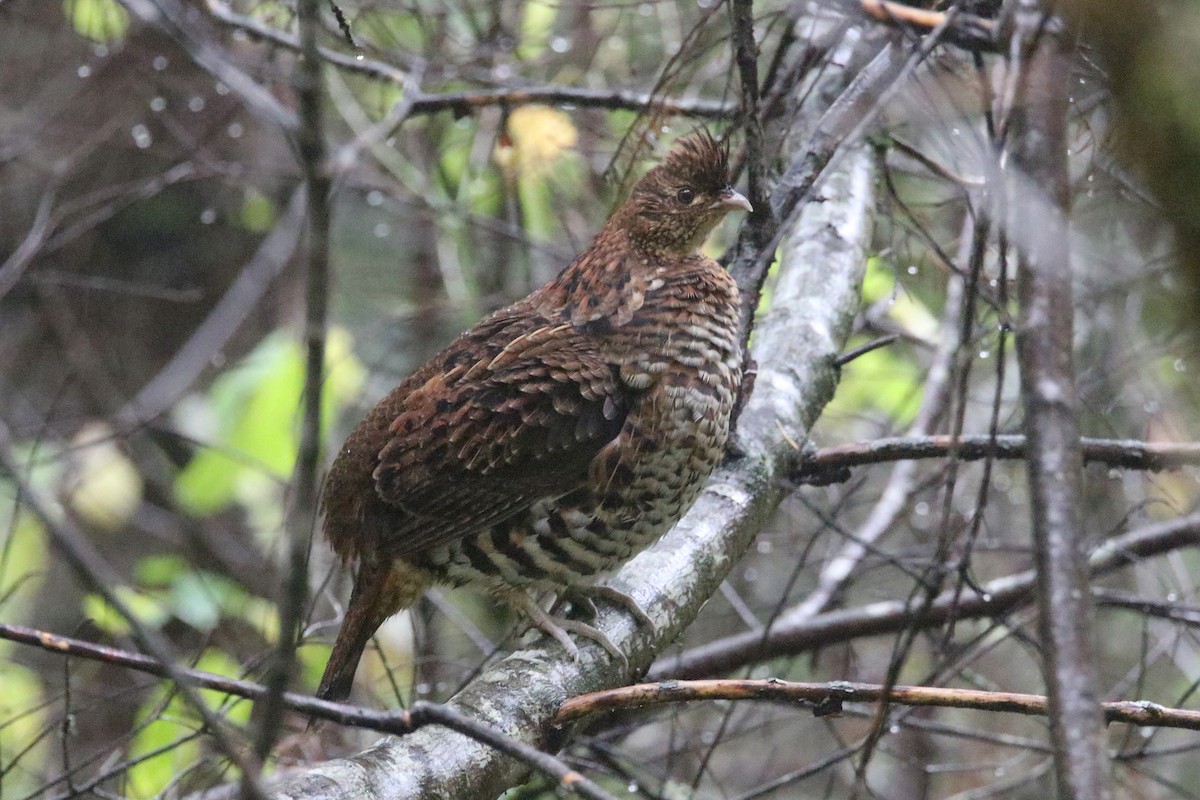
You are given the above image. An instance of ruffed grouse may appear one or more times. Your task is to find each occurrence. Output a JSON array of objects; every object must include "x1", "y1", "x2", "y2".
[{"x1": 317, "y1": 131, "x2": 751, "y2": 701}]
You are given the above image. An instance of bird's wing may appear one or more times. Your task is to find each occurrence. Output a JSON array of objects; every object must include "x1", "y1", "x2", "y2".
[{"x1": 371, "y1": 311, "x2": 629, "y2": 557}]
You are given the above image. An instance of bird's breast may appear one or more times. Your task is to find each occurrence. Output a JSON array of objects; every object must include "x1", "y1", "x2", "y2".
[{"x1": 412, "y1": 264, "x2": 744, "y2": 594}]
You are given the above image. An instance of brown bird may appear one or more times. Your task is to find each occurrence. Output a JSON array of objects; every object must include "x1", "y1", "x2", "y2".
[{"x1": 317, "y1": 131, "x2": 751, "y2": 702}]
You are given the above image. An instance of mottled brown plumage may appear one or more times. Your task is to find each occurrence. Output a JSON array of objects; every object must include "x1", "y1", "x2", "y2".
[{"x1": 317, "y1": 132, "x2": 751, "y2": 701}]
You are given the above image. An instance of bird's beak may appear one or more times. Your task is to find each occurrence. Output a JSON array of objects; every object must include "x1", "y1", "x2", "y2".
[{"x1": 718, "y1": 187, "x2": 753, "y2": 213}]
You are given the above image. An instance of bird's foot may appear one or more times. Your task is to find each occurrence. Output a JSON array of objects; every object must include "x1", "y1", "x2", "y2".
[
  {"x1": 564, "y1": 584, "x2": 654, "y2": 630},
  {"x1": 507, "y1": 591, "x2": 629, "y2": 669}
]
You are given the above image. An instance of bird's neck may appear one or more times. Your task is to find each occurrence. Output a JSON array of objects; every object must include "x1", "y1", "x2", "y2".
[{"x1": 535, "y1": 223, "x2": 710, "y2": 331}]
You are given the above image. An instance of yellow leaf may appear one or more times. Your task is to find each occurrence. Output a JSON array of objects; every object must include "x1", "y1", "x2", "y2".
[
  {"x1": 65, "y1": 423, "x2": 143, "y2": 530},
  {"x1": 501, "y1": 105, "x2": 578, "y2": 179}
]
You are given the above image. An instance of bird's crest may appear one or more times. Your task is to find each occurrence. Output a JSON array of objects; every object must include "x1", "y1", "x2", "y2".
[{"x1": 660, "y1": 130, "x2": 730, "y2": 191}]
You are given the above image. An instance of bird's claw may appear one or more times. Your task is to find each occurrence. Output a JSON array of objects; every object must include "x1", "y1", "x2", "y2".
[
  {"x1": 566, "y1": 584, "x2": 654, "y2": 630},
  {"x1": 507, "y1": 590, "x2": 630, "y2": 670}
]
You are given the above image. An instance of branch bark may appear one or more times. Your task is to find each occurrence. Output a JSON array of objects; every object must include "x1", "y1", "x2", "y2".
[
  {"x1": 252, "y1": 0, "x2": 332, "y2": 763},
  {"x1": 558, "y1": 678, "x2": 1200, "y2": 731},
  {"x1": 1005, "y1": 6, "x2": 1107, "y2": 794}
]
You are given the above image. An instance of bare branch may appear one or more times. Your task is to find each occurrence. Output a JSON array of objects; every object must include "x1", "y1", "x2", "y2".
[
  {"x1": 0, "y1": 624, "x2": 616, "y2": 799},
  {"x1": 118, "y1": 0, "x2": 298, "y2": 131},
  {"x1": 651, "y1": 512, "x2": 1200, "y2": 680},
  {"x1": 1005, "y1": 2, "x2": 1112, "y2": 796},
  {"x1": 558, "y1": 678, "x2": 1200, "y2": 731},
  {"x1": 729, "y1": 0, "x2": 768, "y2": 218},
  {"x1": 203, "y1": 0, "x2": 732, "y2": 119},
  {"x1": 9, "y1": 510, "x2": 1199, "y2": 731},
  {"x1": 251, "y1": 0, "x2": 331, "y2": 762},
  {"x1": 794, "y1": 434, "x2": 1200, "y2": 483}
]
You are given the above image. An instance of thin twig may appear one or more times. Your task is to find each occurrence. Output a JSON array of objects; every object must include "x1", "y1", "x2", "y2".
[
  {"x1": 326, "y1": 0, "x2": 355, "y2": 48},
  {"x1": 203, "y1": 0, "x2": 731, "y2": 119},
  {"x1": 833, "y1": 333, "x2": 899, "y2": 367},
  {"x1": 251, "y1": 0, "x2": 331, "y2": 762},
  {"x1": 793, "y1": 434, "x2": 1200, "y2": 483},
  {"x1": 557, "y1": 678, "x2": 1200, "y2": 731}
]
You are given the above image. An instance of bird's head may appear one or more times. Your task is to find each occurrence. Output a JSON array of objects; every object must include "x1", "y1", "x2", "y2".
[{"x1": 618, "y1": 131, "x2": 753, "y2": 258}]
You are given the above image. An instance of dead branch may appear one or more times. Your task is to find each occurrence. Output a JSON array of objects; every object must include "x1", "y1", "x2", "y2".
[
  {"x1": 651, "y1": 512, "x2": 1200, "y2": 680},
  {"x1": 1005, "y1": 1, "x2": 1112, "y2": 796},
  {"x1": 794, "y1": 434, "x2": 1200, "y2": 484},
  {"x1": 558, "y1": 678, "x2": 1200, "y2": 731}
]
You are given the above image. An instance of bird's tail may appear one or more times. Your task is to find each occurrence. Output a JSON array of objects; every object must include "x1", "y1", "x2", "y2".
[{"x1": 316, "y1": 559, "x2": 423, "y2": 702}]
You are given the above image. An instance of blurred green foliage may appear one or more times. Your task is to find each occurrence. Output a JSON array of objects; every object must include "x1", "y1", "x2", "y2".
[
  {"x1": 239, "y1": 189, "x2": 278, "y2": 234},
  {"x1": 63, "y1": 0, "x2": 128, "y2": 43},
  {"x1": 0, "y1": 514, "x2": 50, "y2": 798},
  {"x1": 0, "y1": 662, "x2": 47, "y2": 797},
  {"x1": 823, "y1": 258, "x2": 928, "y2": 429},
  {"x1": 126, "y1": 650, "x2": 253, "y2": 798},
  {"x1": 83, "y1": 556, "x2": 278, "y2": 642},
  {"x1": 173, "y1": 327, "x2": 365, "y2": 517}
]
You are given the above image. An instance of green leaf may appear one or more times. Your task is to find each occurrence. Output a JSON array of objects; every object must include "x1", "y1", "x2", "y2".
[
  {"x1": 0, "y1": 513, "x2": 49, "y2": 626},
  {"x1": 174, "y1": 328, "x2": 364, "y2": 516},
  {"x1": 173, "y1": 448, "x2": 247, "y2": 515},
  {"x1": 300, "y1": 641, "x2": 333, "y2": 692},
  {"x1": 827, "y1": 337, "x2": 924, "y2": 427},
  {"x1": 518, "y1": 0, "x2": 557, "y2": 60},
  {"x1": 135, "y1": 554, "x2": 189, "y2": 586},
  {"x1": 63, "y1": 0, "x2": 129, "y2": 43},
  {"x1": 169, "y1": 572, "x2": 223, "y2": 630},
  {"x1": 240, "y1": 188, "x2": 278, "y2": 233},
  {"x1": 83, "y1": 587, "x2": 169, "y2": 637},
  {"x1": 861, "y1": 255, "x2": 895, "y2": 304},
  {"x1": 247, "y1": 0, "x2": 291, "y2": 28}
]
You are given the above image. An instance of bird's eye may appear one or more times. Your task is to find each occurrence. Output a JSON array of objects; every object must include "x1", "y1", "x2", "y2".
[{"x1": 676, "y1": 187, "x2": 695, "y2": 205}]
